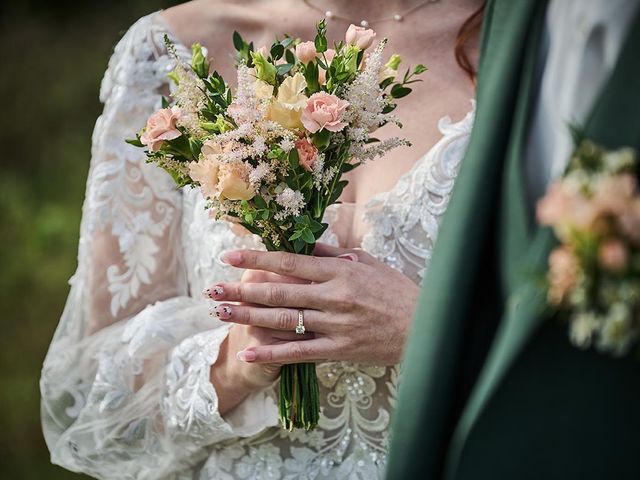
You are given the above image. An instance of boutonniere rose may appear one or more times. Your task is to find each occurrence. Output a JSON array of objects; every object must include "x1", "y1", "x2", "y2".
[{"x1": 537, "y1": 139, "x2": 640, "y2": 357}]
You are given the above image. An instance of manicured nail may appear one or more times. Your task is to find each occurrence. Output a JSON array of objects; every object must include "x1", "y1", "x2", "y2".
[
  {"x1": 337, "y1": 253, "x2": 359, "y2": 262},
  {"x1": 237, "y1": 350, "x2": 256, "y2": 362},
  {"x1": 222, "y1": 251, "x2": 243, "y2": 266},
  {"x1": 209, "y1": 285, "x2": 224, "y2": 298},
  {"x1": 209, "y1": 305, "x2": 232, "y2": 319}
]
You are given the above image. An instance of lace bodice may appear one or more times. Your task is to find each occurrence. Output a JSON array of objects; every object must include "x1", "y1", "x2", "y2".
[{"x1": 40, "y1": 12, "x2": 473, "y2": 480}]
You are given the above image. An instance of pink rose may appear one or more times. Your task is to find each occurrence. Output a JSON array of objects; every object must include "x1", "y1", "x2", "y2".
[
  {"x1": 345, "y1": 24, "x2": 376, "y2": 49},
  {"x1": 255, "y1": 45, "x2": 269, "y2": 57},
  {"x1": 295, "y1": 137, "x2": 319, "y2": 171},
  {"x1": 547, "y1": 247, "x2": 580, "y2": 305},
  {"x1": 301, "y1": 92, "x2": 349, "y2": 133},
  {"x1": 140, "y1": 106, "x2": 182, "y2": 151},
  {"x1": 598, "y1": 239, "x2": 628, "y2": 272},
  {"x1": 295, "y1": 41, "x2": 317, "y2": 64}
]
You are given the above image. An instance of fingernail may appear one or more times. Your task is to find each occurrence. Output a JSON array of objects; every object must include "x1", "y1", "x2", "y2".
[
  {"x1": 237, "y1": 350, "x2": 256, "y2": 362},
  {"x1": 221, "y1": 251, "x2": 243, "y2": 266},
  {"x1": 209, "y1": 305, "x2": 232, "y2": 319},
  {"x1": 337, "y1": 253, "x2": 359, "y2": 262},
  {"x1": 205, "y1": 286, "x2": 224, "y2": 299}
]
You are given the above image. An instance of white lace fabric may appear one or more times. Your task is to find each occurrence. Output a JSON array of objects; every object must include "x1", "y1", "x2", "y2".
[{"x1": 40, "y1": 12, "x2": 473, "y2": 480}]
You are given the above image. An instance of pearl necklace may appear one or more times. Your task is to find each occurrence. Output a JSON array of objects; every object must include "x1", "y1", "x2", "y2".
[{"x1": 302, "y1": 0, "x2": 440, "y2": 28}]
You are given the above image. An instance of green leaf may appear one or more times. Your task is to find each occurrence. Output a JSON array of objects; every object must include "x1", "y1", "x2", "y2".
[
  {"x1": 303, "y1": 61, "x2": 320, "y2": 94},
  {"x1": 289, "y1": 230, "x2": 303, "y2": 241},
  {"x1": 285, "y1": 49, "x2": 296, "y2": 65},
  {"x1": 125, "y1": 136, "x2": 144, "y2": 147},
  {"x1": 276, "y1": 63, "x2": 294, "y2": 76},
  {"x1": 390, "y1": 85, "x2": 412, "y2": 98},
  {"x1": 301, "y1": 228, "x2": 315, "y2": 243},
  {"x1": 294, "y1": 239, "x2": 306, "y2": 253},
  {"x1": 253, "y1": 196, "x2": 267, "y2": 209},
  {"x1": 270, "y1": 44, "x2": 284, "y2": 60},
  {"x1": 232, "y1": 31, "x2": 244, "y2": 51},
  {"x1": 312, "y1": 129, "x2": 331, "y2": 150},
  {"x1": 379, "y1": 77, "x2": 394, "y2": 90},
  {"x1": 414, "y1": 64, "x2": 428, "y2": 74},
  {"x1": 288, "y1": 149, "x2": 300, "y2": 171}
]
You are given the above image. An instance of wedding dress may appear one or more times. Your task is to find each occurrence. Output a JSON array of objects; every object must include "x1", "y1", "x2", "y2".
[{"x1": 40, "y1": 12, "x2": 474, "y2": 480}]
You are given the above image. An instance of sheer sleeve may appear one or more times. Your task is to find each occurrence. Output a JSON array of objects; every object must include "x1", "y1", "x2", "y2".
[{"x1": 40, "y1": 14, "x2": 277, "y2": 480}]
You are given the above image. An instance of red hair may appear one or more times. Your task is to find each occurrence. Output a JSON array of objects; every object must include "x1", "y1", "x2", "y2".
[{"x1": 454, "y1": 2, "x2": 486, "y2": 84}]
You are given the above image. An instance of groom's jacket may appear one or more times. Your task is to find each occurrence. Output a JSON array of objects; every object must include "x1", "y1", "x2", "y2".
[{"x1": 387, "y1": 1, "x2": 640, "y2": 479}]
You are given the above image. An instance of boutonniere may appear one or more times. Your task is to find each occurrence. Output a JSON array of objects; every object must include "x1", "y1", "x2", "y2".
[{"x1": 536, "y1": 139, "x2": 640, "y2": 357}]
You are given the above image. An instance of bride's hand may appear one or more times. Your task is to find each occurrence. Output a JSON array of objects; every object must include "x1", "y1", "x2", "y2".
[
  {"x1": 208, "y1": 269, "x2": 313, "y2": 413},
  {"x1": 206, "y1": 243, "x2": 419, "y2": 366}
]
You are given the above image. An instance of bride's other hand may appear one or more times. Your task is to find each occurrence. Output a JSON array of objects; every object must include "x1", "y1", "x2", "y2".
[
  {"x1": 206, "y1": 243, "x2": 420, "y2": 366},
  {"x1": 208, "y1": 269, "x2": 312, "y2": 414}
]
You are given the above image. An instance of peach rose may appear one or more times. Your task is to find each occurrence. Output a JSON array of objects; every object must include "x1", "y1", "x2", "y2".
[
  {"x1": 295, "y1": 41, "x2": 317, "y2": 64},
  {"x1": 218, "y1": 163, "x2": 254, "y2": 200},
  {"x1": 140, "y1": 106, "x2": 182, "y2": 151},
  {"x1": 295, "y1": 137, "x2": 319, "y2": 171},
  {"x1": 189, "y1": 140, "x2": 254, "y2": 201},
  {"x1": 548, "y1": 246, "x2": 580, "y2": 305},
  {"x1": 345, "y1": 24, "x2": 376, "y2": 49},
  {"x1": 301, "y1": 92, "x2": 349, "y2": 133},
  {"x1": 188, "y1": 157, "x2": 220, "y2": 200},
  {"x1": 598, "y1": 239, "x2": 628, "y2": 272}
]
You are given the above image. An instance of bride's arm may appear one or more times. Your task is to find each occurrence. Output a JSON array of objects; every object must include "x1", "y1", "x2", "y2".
[{"x1": 40, "y1": 15, "x2": 277, "y2": 480}]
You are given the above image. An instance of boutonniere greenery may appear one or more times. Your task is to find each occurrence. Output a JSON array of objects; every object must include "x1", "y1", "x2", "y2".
[{"x1": 536, "y1": 138, "x2": 640, "y2": 357}]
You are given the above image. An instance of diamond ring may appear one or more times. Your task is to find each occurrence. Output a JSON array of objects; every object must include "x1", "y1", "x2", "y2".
[{"x1": 296, "y1": 310, "x2": 306, "y2": 335}]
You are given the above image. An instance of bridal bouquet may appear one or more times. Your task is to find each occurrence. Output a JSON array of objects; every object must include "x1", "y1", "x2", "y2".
[
  {"x1": 128, "y1": 21, "x2": 425, "y2": 430},
  {"x1": 537, "y1": 139, "x2": 640, "y2": 357}
]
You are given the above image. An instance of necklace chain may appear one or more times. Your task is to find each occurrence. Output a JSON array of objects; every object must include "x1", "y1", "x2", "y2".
[{"x1": 302, "y1": 0, "x2": 441, "y2": 27}]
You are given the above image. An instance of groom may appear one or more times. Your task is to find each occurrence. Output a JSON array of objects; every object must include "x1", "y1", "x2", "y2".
[{"x1": 388, "y1": 0, "x2": 640, "y2": 479}]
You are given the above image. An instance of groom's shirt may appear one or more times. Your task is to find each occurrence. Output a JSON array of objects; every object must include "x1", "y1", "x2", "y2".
[{"x1": 524, "y1": 0, "x2": 640, "y2": 204}]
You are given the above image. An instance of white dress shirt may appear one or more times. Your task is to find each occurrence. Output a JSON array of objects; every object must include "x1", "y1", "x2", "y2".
[{"x1": 524, "y1": 0, "x2": 640, "y2": 203}]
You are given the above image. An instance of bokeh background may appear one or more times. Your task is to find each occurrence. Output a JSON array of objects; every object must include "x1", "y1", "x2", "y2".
[{"x1": 0, "y1": 1, "x2": 180, "y2": 477}]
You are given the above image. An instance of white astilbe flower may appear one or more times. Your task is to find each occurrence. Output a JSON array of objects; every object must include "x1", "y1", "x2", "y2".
[
  {"x1": 229, "y1": 64, "x2": 264, "y2": 125},
  {"x1": 249, "y1": 162, "x2": 273, "y2": 186},
  {"x1": 343, "y1": 40, "x2": 390, "y2": 134},
  {"x1": 279, "y1": 137, "x2": 295, "y2": 153},
  {"x1": 170, "y1": 64, "x2": 208, "y2": 137},
  {"x1": 275, "y1": 188, "x2": 305, "y2": 220},
  {"x1": 351, "y1": 137, "x2": 412, "y2": 163}
]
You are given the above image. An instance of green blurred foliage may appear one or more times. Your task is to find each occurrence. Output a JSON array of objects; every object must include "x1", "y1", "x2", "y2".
[{"x1": 0, "y1": 1, "x2": 180, "y2": 478}]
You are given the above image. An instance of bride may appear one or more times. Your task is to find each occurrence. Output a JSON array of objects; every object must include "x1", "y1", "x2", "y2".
[{"x1": 40, "y1": 0, "x2": 482, "y2": 478}]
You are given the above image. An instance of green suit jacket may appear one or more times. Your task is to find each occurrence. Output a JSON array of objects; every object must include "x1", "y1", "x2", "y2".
[{"x1": 387, "y1": 1, "x2": 640, "y2": 479}]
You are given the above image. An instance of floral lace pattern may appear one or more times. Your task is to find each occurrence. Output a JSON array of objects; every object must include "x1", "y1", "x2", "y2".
[{"x1": 40, "y1": 11, "x2": 474, "y2": 480}]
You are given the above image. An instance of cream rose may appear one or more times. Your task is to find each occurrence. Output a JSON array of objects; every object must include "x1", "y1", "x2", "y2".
[
  {"x1": 140, "y1": 106, "x2": 182, "y2": 151},
  {"x1": 345, "y1": 24, "x2": 376, "y2": 49},
  {"x1": 295, "y1": 41, "x2": 317, "y2": 63},
  {"x1": 301, "y1": 92, "x2": 349, "y2": 133},
  {"x1": 267, "y1": 73, "x2": 308, "y2": 130}
]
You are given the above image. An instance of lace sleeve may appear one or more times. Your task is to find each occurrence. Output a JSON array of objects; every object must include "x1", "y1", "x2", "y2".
[{"x1": 40, "y1": 14, "x2": 276, "y2": 480}]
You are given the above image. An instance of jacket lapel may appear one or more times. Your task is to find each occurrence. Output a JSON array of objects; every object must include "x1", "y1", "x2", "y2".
[
  {"x1": 446, "y1": 9, "x2": 640, "y2": 477},
  {"x1": 386, "y1": 1, "x2": 542, "y2": 478}
]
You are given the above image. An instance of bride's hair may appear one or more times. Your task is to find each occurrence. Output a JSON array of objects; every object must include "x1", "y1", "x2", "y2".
[{"x1": 454, "y1": 1, "x2": 486, "y2": 84}]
